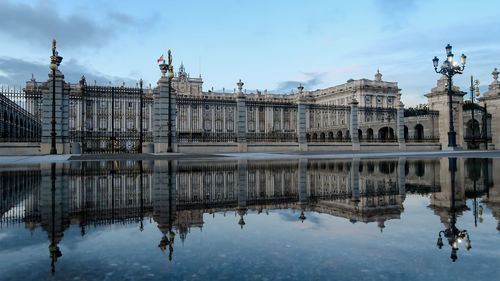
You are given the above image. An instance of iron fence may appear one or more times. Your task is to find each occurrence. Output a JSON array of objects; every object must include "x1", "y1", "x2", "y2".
[
  {"x1": 177, "y1": 131, "x2": 236, "y2": 142},
  {"x1": 406, "y1": 136, "x2": 440, "y2": 143},
  {"x1": 177, "y1": 96, "x2": 237, "y2": 142},
  {"x1": 69, "y1": 80, "x2": 150, "y2": 153},
  {"x1": 247, "y1": 132, "x2": 297, "y2": 142},
  {"x1": 246, "y1": 100, "x2": 297, "y2": 142},
  {"x1": 0, "y1": 87, "x2": 41, "y2": 142},
  {"x1": 404, "y1": 108, "x2": 439, "y2": 117},
  {"x1": 359, "y1": 137, "x2": 397, "y2": 143}
]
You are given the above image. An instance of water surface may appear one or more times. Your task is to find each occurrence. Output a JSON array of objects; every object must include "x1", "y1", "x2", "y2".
[{"x1": 1, "y1": 157, "x2": 499, "y2": 280}]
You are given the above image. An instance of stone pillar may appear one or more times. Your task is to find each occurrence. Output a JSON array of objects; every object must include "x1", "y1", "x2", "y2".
[
  {"x1": 41, "y1": 70, "x2": 70, "y2": 154},
  {"x1": 296, "y1": 84, "x2": 307, "y2": 152},
  {"x1": 397, "y1": 101, "x2": 406, "y2": 150},
  {"x1": 425, "y1": 76, "x2": 466, "y2": 150},
  {"x1": 153, "y1": 160, "x2": 177, "y2": 256},
  {"x1": 398, "y1": 157, "x2": 406, "y2": 196},
  {"x1": 237, "y1": 159, "x2": 248, "y2": 228},
  {"x1": 481, "y1": 68, "x2": 500, "y2": 150},
  {"x1": 236, "y1": 80, "x2": 247, "y2": 152},
  {"x1": 154, "y1": 64, "x2": 177, "y2": 153},
  {"x1": 40, "y1": 163, "x2": 70, "y2": 274},
  {"x1": 349, "y1": 98, "x2": 360, "y2": 151},
  {"x1": 298, "y1": 158, "x2": 308, "y2": 221},
  {"x1": 430, "y1": 158, "x2": 466, "y2": 210},
  {"x1": 298, "y1": 159, "x2": 308, "y2": 202},
  {"x1": 350, "y1": 158, "x2": 360, "y2": 205}
]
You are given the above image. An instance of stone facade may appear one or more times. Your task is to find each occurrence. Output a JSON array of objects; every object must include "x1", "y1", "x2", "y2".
[
  {"x1": 16, "y1": 63, "x2": 500, "y2": 154},
  {"x1": 480, "y1": 68, "x2": 500, "y2": 149}
]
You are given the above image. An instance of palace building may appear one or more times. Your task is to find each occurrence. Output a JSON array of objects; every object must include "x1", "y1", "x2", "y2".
[{"x1": 0, "y1": 61, "x2": 496, "y2": 154}]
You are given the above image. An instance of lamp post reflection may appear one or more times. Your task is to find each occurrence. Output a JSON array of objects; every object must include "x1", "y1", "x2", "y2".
[
  {"x1": 436, "y1": 158, "x2": 471, "y2": 261},
  {"x1": 49, "y1": 163, "x2": 61, "y2": 275}
]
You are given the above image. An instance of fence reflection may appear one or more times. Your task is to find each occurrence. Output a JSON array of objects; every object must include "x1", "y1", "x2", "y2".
[{"x1": 0, "y1": 157, "x2": 497, "y2": 271}]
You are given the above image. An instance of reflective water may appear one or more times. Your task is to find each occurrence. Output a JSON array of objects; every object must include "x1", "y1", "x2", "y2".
[{"x1": 1, "y1": 157, "x2": 499, "y2": 280}]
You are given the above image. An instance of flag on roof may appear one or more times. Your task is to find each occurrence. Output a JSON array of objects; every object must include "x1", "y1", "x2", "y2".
[{"x1": 157, "y1": 54, "x2": 164, "y2": 63}]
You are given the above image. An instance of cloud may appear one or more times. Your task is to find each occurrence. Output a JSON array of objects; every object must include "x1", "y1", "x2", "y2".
[
  {"x1": 108, "y1": 12, "x2": 135, "y2": 25},
  {"x1": 275, "y1": 66, "x2": 363, "y2": 94},
  {"x1": 0, "y1": 57, "x2": 137, "y2": 87},
  {"x1": 0, "y1": 0, "x2": 136, "y2": 49},
  {"x1": 373, "y1": 0, "x2": 418, "y2": 30},
  {"x1": 275, "y1": 71, "x2": 327, "y2": 93}
]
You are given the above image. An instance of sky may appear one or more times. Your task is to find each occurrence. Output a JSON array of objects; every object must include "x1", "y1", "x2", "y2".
[{"x1": 0, "y1": 0, "x2": 500, "y2": 106}]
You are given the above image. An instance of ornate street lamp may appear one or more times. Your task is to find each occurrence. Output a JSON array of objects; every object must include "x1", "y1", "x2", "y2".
[
  {"x1": 433, "y1": 44, "x2": 466, "y2": 148},
  {"x1": 49, "y1": 39, "x2": 63, "y2": 154},
  {"x1": 167, "y1": 50, "x2": 174, "y2": 153}
]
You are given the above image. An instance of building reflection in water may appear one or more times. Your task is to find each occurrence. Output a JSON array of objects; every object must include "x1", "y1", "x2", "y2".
[{"x1": 0, "y1": 157, "x2": 498, "y2": 274}]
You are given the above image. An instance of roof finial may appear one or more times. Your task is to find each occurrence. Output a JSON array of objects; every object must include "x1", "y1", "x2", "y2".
[
  {"x1": 375, "y1": 69, "x2": 382, "y2": 82},
  {"x1": 492, "y1": 68, "x2": 499, "y2": 82}
]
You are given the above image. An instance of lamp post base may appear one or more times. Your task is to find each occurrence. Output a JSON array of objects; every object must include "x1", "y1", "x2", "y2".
[{"x1": 447, "y1": 131, "x2": 457, "y2": 148}]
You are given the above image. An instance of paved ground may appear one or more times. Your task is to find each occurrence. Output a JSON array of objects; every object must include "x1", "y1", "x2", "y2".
[{"x1": 0, "y1": 150, "x2": 499, "y2": 165}]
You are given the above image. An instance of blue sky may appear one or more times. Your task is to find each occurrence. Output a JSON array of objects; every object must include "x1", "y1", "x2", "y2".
[{"x1": 1, "y1": 0, "x2": 499, "y2": 106}]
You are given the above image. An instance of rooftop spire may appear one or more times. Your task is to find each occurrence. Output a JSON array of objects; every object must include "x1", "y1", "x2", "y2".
[{"x1": 179, "y1": 61, "x2": 185, "y2": 73}]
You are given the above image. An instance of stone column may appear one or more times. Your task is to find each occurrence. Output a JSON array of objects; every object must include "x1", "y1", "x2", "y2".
[
  {"x1": 481, "y1": 68, "x2": 500, "y2": 150},
  {"x1": 397, "y1": 101, "x2": 406, "y2": 150},
  {"x1": 237, "y1": 159, "x2": 248, "y2": 228},
  {"x1": 236, "y1": 80, "x2": 247, "y2": 152},
  {"x1": 298, "y1": 159, "x2": 308, "y2": 202},
  {"x1": 40, "y1": 162, "x2": 70, "y2": 274},
  {"x1": 152, "y1": 160, "x2": 177, "y2": 254},
  {"x1": 154, "y1": 64, "x2": 177, "y2": 152},
  {"x1": 298, "y1": 158, "x2": 308, "y2": 221},
  {"x1": 425, "y1": 76, "x2": 466, "y2": 150},
  {"x1": 350, "y1": 158, "x2": 360, "y2": 205},
  {"x1": 41, "y1": 70, "x2": 70, "y2": 154},
  {"x1": 398, "y1": 157, "x2": 406, "y2": 196},
  {"x1": 296, "y1": 84, "x2": 307, "y2": 152},
  {"x1": 350, "y1": 98, "x2": 360, "y2": 151}
]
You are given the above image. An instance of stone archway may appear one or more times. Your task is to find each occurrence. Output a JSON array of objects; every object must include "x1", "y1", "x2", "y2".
[
  {"x1": 465, "y1": 119, "x2": 480, "y2": 139},
  {"x1": 414, "y1": 124, "x2": 424, "y2": 140},
  {"x1": 366, "y1": 128, "x2": 374, "y2": 140},
  {"x1": 378, "y1": 127, "x2": 394, "y2": 140}
]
